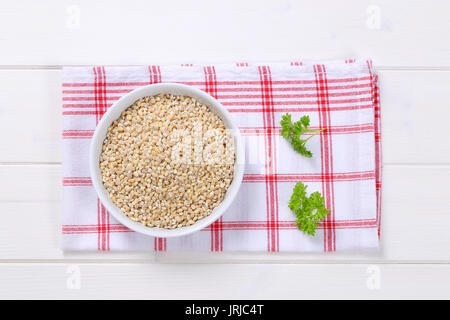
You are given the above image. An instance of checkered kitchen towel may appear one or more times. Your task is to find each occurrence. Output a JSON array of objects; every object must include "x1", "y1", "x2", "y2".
[{"x1": 62, "y1": 59, "x2": 381, "y2": 252}]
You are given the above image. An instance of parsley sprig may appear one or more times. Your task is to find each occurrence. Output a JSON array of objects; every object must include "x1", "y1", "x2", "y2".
[
  {"x1": 280, "y1": 113, "x2": 325, "y2": 158},
  {"x1": 288, "y1": 182, "x2": 330, "y2": 236}
]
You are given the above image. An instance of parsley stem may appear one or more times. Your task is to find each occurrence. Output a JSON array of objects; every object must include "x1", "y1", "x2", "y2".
[{"x1": 304, "y1": 128, "x2": 326, "y2": 142}]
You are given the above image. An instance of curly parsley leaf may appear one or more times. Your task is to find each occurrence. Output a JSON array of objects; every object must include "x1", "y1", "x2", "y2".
[
  {"x1": 280, "y1": 113, "x2": 293, "y2": 139},
  {"x1": 300, "y1": 115, "x2": 310, "y2": 127},
  {"x1": 289, "y1": 182, "x2": 330, "y2": 236},
  {"x1": 280, "y1": 113, "x2": 325, "y2": 158}
]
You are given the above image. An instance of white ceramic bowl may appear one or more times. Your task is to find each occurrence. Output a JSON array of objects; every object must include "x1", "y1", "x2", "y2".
[{"x1": 90, "y1": 83, "x2": 245, "y2": 238}]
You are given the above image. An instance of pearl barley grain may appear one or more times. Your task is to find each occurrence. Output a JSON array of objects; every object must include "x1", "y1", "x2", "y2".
[{"x1": 99, "y1": 94, "x2": 235, "y2": 229}]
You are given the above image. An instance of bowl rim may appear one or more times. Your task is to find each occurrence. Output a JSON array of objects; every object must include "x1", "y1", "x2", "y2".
[{"x1": 89, "y1": 83, "x2": 245, "y2": 238}]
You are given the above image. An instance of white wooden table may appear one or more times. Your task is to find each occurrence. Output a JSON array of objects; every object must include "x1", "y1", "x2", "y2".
[{"x1": 1, "y1": 0, "x2": 450, "y2": 299}]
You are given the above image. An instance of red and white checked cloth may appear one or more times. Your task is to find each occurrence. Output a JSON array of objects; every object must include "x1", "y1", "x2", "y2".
[{"x1": 62, "y1": 60, "x2": 381, "y2": 252}]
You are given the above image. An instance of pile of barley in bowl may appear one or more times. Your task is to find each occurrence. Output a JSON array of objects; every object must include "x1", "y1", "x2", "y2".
[{"x1": 99, "y1": 94, "x2": 235, "y2": 229}]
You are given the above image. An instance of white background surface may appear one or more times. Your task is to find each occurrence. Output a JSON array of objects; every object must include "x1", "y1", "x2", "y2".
[{"x1": 0, "y1": 0, "x2": 449, "y2": 299}]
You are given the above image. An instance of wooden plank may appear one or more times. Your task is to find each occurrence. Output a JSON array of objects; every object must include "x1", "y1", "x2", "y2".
[
  {"x1": 0, "y1": 70, "x2": 61, "y2": 163},
  {"x1": 0, "y1": 263, "x2": 449, "y2": 299},
  {"x1": 0, "y1": 164, "x2": 449, "y2": 262},
  {"x1": 379, "y1": 70, "x2": 450, "y2": 164},
  {"x1": 0, "y1": 69, "x2": 450, "y2": 163},
  {"x1": 0, "y1": 165, "x2": 61, "y2": 202},
  {"x1": 0, "y1": 0, "x2": 449, "y2": 66}
]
